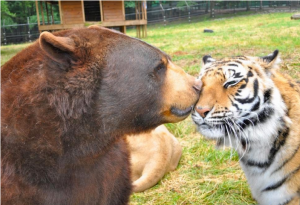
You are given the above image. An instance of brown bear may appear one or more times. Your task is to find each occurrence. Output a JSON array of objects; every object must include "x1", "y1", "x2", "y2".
[{"x1": 1, "y1": 26, "x2": 201, "y2": 205}]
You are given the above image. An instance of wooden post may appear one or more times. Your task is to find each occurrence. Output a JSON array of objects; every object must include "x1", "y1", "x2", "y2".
[
  {"x1": 58, "y1": 0, "x2": 63, "y2": 24},
  {"x1": 51, "y1": 3, "x2": 54, "y2": 24},
  {"x1": 45, "y1": 2, "x2": 50, "y2": 24},
  {"x1": 122, "y1": 0, "x2": 125, "y2": 21},
  {"x1": 81, "y1": 0, "x2": 86, "y2": 22},
  {"x1": 135, "y1": 1, "x2": 138, "y2": 20},
  {"x1": 136, "y1": 25, "x2": 140, "y2": 38},
  {"x1": 142, "y1": 1, "x2": 145, "y2": 20},
  {"x1": 142, "y1": 25, "x2": 145, "y2": 38},
  {"x1": 35, "y1": 0, "x2": 41, "y2": 30},
  {"x1": 122, "y1": 0, "x2": 126, "y2": 32},
  {"x1": 40, "y1": 1, "x2": 45, "y2": 25},
  {"x1": 145, "y1": 0, "x2": 148, "y2": 20},
  {"x1": 99, "y1": 0, "x2": 103, "y2": 22},
  {"x1": 120, "y1": 26, "x2": 126, "y2": 34},
  {"x1": 139, "y1": 2, "x2": 142, "y2": 20}
]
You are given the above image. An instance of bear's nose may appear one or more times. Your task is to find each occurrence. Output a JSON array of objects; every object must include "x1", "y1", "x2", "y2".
[
  {"x1": 195, "y1": 107, "x2": 211, "y2": 118},
  {"x1": 193, "y1": 78, "x2": 203, "y2": 93}
]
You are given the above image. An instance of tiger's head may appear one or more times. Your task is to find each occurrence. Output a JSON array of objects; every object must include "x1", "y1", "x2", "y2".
[{"x1": 192, "y1": 50, "x2": 287, "y2": 148}]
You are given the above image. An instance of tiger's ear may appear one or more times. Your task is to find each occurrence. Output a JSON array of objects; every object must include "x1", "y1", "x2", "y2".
[
  {"x1": 202, "y1": 55, "x2": 215, "y2": 67},
  {"x1": 39, "y1": 31, "x2": 76, "y2": 64},
  {"x1": 260, "y1": 50, "x2": 281, "y2": 71}
]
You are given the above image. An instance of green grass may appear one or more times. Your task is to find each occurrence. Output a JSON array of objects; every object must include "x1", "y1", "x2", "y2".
[
  {"x1": 1, "y1": 12, "x2": 300, "y2": 205},
  {"x1": 128, "y1": 12, "x2": 299, "y2": 205},
  {"x1": 1, "y1": 43, "x2": 32, "y2": 65},
  {"x1": 127, "y1": 12, "x2": 300, "y2": 78}
]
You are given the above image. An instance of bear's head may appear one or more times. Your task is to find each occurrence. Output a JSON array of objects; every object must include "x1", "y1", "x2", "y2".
[{"x1": 39, "y1": 26, "x2": 200, "y2": 135}]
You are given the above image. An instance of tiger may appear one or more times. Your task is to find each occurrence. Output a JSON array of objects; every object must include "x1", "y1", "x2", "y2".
[{"x1": 191, "y1": 50, "x2": 300, "y2": 205}]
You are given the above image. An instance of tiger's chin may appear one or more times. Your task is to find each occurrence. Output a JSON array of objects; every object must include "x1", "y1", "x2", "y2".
[{"x1": 194, "y1": 122, "x2": 226, "y2": 140}]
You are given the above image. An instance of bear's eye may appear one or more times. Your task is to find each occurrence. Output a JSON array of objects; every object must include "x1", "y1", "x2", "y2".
[{"x1": 155, "y1": 63, "x2": 166, "y2": 72}]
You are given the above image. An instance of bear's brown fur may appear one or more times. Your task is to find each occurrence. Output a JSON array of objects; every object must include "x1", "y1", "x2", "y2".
[{"x1": 1, "y1": 27, "x2": 200, "y2": 204}]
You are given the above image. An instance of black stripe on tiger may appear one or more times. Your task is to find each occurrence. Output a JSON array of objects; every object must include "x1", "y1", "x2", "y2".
[
  {"x1": 235, "y1": 79, "x2": 259, "y2": 104},
  {"x1": 229, "y1": 97, "x2": 240, "y2": 111},
  {"x1": 264, "y1": 89, "x2": 272, "y2": 103},
  {"x1": 227, "y1": 64, "x2": 238, "y2": 67},
  {"x1": 279, "y1": 197, "x2": 294, "y2": 205},
  {"x1": 247, "y1": 71, "x2": 254, "y2": 78},
  {"x1": 242, "y1": 127, "x2": 289, "y2": 169},
  {"x1": 250, "y1": 97, "x2": 260, "y2": 112},
  {"x1": 272, "y1": 142, "x2": 300, "y2": 175},
  {"x1": 239, "y1": 106, "x2": 275, "y2": 129},
  {"x1": 263, "y1": 163, "x2": 300, "y2": 192}
]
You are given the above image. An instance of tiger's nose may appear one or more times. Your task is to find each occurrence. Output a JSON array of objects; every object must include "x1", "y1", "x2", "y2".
[{"x1": 195, "y1": 107, "x2": 211, "y2": 118}]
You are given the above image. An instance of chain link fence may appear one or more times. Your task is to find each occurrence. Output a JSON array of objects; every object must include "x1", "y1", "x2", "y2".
[{"x1": 2, "y1": 1, "x2": 300, "y2": 45}]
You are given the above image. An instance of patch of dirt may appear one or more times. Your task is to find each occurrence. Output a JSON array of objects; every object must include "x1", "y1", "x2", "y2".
[{"x1": 172, "y1": 51, "x2": 188, "y2": 56}]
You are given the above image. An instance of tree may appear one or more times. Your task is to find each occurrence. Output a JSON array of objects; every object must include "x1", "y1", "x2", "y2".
[
  {"x1": 125, "y1": 1, "x2": 135, "y2": 8},
  {"x1": 1, "y1": 1, "x2": 16, "y2": 25},
  {"x1": 3, "y1": 1, "x2": 36, "y2": 24}
]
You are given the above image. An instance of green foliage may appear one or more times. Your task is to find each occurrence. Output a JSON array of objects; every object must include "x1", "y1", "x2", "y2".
[
  {"x1": 176, "y1": 1, "x2": 197, "y2": 8},
  {"x1": 1, "y1": 1, "x2": 16, "y2": 25},
  {"x1": 4, "y1": 1, "x2": 36, "y2": 24},
  {"x1": 1, "y1": 1, "x2": 61, "y2": 26},
  {"x1": 125, "y1": 1, "x2": 136, "y2": 8}
]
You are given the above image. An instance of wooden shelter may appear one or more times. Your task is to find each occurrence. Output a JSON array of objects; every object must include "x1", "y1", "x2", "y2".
[{"x1": 35, "y1": 1, "x2": 147, "y2": 38}]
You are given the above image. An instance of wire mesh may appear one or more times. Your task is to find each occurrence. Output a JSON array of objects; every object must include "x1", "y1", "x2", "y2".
[{"x1": 1, "y1": 1, "x2": 300, "y2": 45}]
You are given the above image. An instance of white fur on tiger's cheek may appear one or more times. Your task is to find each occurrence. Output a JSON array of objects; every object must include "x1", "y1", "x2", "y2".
[
  {"x1": 197, "y1": 126, "x2": 225, "y2": 139},
  {"x1": 192, "y1": 112, "x2": 225, "y2": 140}
]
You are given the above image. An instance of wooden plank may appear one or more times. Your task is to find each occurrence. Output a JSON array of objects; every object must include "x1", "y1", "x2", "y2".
[
  {"x1": 135, "y1": 2, "x2": 137, "y2": 20},
  {"x1": 103, "y1": 16, "x2": 124, "y2": 20},
  {"x1": 40, "y1": 1, "x2": 45, "y2": 25},
  {"x1": 58, "y1": 0, "x2": 63, "y2": 24},
  {"x1": 102, "y1": 1, "x2": 122, "y2": 7},
  {"x1": 104, "y1": 14, "x2": 124, "y2": 18},
  {"x1": 104, "y1": 11, "x2": 123, "y2": 15},
  {"x1": 120, "y1": 25, "x2": 126, "y2": 34},
  {"x1": 61, "y1": 5, "x2": 82, "y2": 9},
  {"x1": 45, "y1": 2, "x2": 50, "y2": 24},
  {"x1": 39, "y1": 23, "x2": 84, "y2": 31},
  {"x1": 144, "y1": 0, "x2": 147, "y2": 20},
  {"x1": 101, "y1": 19, "x2": 147, "y2": 27},
  {"x1": 122, "y1": 0, "x2": 125, "y2": 19},
  {"x1": 61, "y1": 1, "x2": 84, "y2": 25},
  {"x1": 51, "y1": 3, "x2": 54, "y2": 24},
  {"x1": 35, "y1": 0, "x2": 40, "y2": 27},
  {"x1": 100, "y1": 0, "x2": 103, "y2": 22},
  {"x1": 143, "y1": 1, "x2": 147, "y2": 19},
  {"x1": 102, "y1": 5, "x2": 122, "y2": 10}
]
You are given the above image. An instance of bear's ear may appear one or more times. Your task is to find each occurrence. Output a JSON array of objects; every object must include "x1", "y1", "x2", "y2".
[
  {"x1": 39, "y1": 31, "x2": 76, "y2": 63},
  {"x1": 202, "y1": 55, "x2": 215, "y2": 67},
  {"x1": 260, "y1": 50, "x2": 281, "y2": 71}
]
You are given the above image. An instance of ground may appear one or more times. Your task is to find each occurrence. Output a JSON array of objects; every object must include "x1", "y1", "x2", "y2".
[{"x1": 1, "y1": 12, "x2": 299, "y2": 205}]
